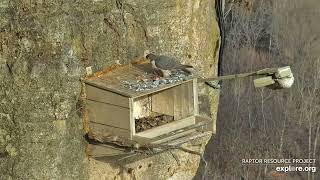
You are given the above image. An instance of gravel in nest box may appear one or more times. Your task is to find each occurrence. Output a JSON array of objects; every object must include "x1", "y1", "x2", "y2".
[
  {"x1": 135, "y1": 115, "x2": 174, "y2": 133},
  {"x1": 122, "y1": 70, "x2": 192, "y2": 92}
]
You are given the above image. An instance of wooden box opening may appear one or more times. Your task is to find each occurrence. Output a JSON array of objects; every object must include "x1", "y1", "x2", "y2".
[{"x1": 133, "y1": 80, "x2": 197, "y2": 138}]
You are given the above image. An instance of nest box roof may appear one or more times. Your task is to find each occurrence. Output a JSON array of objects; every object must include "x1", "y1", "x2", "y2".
[{"x1": 83, "y1": 61, "x2": 195, "y2": 98}]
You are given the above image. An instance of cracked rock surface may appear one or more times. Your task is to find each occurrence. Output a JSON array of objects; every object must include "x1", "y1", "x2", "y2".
[{"x1": 0, "y1": 0, "x2": 219, "y2": 179}]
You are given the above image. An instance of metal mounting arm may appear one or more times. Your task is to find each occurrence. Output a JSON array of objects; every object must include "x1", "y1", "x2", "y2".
[{"x1": 200, "y1": 66, "x2": 294, "y2": 89}]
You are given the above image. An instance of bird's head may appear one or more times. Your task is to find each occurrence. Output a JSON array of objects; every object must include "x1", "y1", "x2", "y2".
[{"x1": 146, "y1": 53, "x2": 157, "y2": 62}]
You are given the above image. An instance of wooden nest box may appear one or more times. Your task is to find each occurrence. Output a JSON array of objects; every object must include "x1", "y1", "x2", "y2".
[{"x1": 83, "y1": 62, "x2": 212, "y2": 147}]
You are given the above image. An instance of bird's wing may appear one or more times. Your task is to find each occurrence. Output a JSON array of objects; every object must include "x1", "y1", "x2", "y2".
[{"x1": 155, "y1": 55, "x2": 179, "y2": 70}]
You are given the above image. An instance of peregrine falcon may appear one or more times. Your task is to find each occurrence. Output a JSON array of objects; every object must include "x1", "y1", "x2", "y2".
[{"x1": 146, "y1": 53, "x2": 193, "y2": 77}]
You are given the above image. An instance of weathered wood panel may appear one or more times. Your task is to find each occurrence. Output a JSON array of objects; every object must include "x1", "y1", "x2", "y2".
[
  {"x1": 89, "y1": 122, "x2": 131, "y2": 138},
  {"x1": 86, "y1": 85, "x2": 129, "y2": 108},
  {"x1": 135, "y1": 116, "x2": 195, "y2": 139},
  {"x1": 167, "y1": 131, "x2": 212, "y2": 146},
  {"x1": 151, "y1": 88, "x2": 174, "y2": 116},
  {"x1": 132, "y1": 115, "x2": 211, "y2": 143},
  {"x1": 133, "y1": 96, "x2": 152, "y2": 119},
  {"x1": 194, "y1": 115, "x2": 213, "y2": 131},
  {"x1": 129, "y1": 98, "x2": 135, "y2": 137},
  {"x1": 193, "y1": 79, "x2": 199, "y2": 115},
  {"x1": 84, "y1": 79, "x2": 133, "y2": 97},
  {"x1": 173, "y1": 85, "x2": 183, "y2": 120},
  {"x1": 188, "y1": 81, "x2": 195, "y2": 115},
  {"x1": 173, "y1": 82, "x2": 194, "y2": 120},
  {"x1": 87, "y1": 144, "x2": 128, "y2": 157},
  {"x1": 87, "y1": 100, "x2": 131, "y2": 130},
  {"x1": 184, "y1": 82, "x2": 193, "y2": 117},
  {"x1": 150, "y1": 129, "x2": 197, "y2": 144}
]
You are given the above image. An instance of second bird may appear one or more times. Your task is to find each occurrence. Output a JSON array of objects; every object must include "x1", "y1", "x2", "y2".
[{"x1": 146, "y1": 53, "x2": 193, "y2": 77}]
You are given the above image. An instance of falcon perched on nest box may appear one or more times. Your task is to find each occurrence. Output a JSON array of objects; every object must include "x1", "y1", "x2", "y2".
[{"x1": 146, "y1": 53, "x2": 193, "y2": 77}]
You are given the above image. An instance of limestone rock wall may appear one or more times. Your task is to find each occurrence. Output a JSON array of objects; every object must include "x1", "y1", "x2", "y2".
[{"x1": 0, "y1": 0, "x2": 219, "y2": 179}]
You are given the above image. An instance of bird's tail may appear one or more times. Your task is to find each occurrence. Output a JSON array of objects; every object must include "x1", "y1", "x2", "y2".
[
  {"x1": 175, "y1": 65, "x2": 193, "y2": 74},
  {"x1": 181, "y1": 68, "x2": 192, "y2": 74}
]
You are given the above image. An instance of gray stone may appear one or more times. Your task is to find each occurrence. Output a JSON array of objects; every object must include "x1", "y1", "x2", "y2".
[{"x1": 0, "y1": 0, "x2": 219, "y2": 179}]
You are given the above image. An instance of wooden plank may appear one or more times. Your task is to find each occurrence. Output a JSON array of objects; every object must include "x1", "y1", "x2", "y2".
[
  {"x1": 172, "y1": 82, "x2": 194, "y2": 120},
  {"x1": 180, "y1": 83, "x2": 189, "y2": 118},
  {"x1": 167, "y1": 131, "x2": 212, "y2": 146},
  {"x1": 132, "y1": 116, "x2": 212, "y2": 144},
  {"x1": 87, "y1": 144, "x2": 128, "y2": 157},
  {"x1": 193, "y1": 79, "x2": 199, "y2": 115},
  {"x1": 86, "y1": 85, "x2": 129, "y2": 108},
  {"x1": 131, "y1": 135, "x2": 151, "y2": 144},
  {"x1": 151, "y1": 129, "x2": 197, "y2": 144},
  {"x1": 129, "y1": 98, "x2": 135, "y2": 138},
  {"x1": 185, "y1": 82, "x2": 194, "y2": 117},
  {"x1": 87, "y1": 100, "x2": 131, "y2": 130},
  {"x1": 84, "y1": 79, "x2": 133, "y2": 97},
  {"x1": 133, "y1": 96, "x2": 152, "y2": 119},
  {"x1": 140, "y1": 116, "x2": 212, "y2": 142},
  {"x1": 172, "y1": 85, "x2": 184, "y2": 120},
  {"x1": 135, "y1": 116, "x2": 195, "y2": 139},
  {"x1": 195, "y1": 115, "x2": 211, "y2": 123},
  {"x1": 194, "y1": 115, "x2": 213, "y2": 131},
  {"x1": 187, "y1": 81, "x2": 194, "y2": 116},
  {"x1": 89, "y1": 122, "x2": 131, "y2": 138},
  {"x1": 151, "y1": 88, "x2": 174, "y2": 116},
  {"x1": 173, "y1": 84, "x2": 183, "y2": 120}
]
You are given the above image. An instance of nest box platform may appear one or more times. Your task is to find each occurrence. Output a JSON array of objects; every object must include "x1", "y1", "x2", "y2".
[{"x1": 83, "y1": 62, "x2": 212, "y2": 151}]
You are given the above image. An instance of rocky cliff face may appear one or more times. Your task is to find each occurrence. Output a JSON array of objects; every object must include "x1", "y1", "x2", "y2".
[{"x1": 0, "y1": 0, "x2": 220, "y2": 179}]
